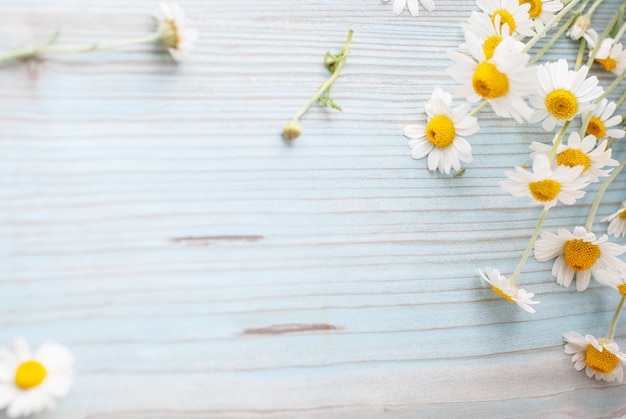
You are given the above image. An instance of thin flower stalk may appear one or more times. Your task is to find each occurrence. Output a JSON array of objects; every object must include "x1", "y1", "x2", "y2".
[
  {"x1": 283, "y1": 30, "x2": 353, "y2": 141},
  {"x1": 585, "y1": 156, "x2": 626, "y2": 231},
  {"x1": 608, "y1": 297, "x2": 625, "y2": 341}
]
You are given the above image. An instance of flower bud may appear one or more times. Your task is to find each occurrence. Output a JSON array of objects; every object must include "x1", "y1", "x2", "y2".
[
  {"x1": 567, "y1": 15, "x2": 591, "y2": 40},
  {"x1": 282, "y1": 122, "x2": 302, "y2": 141}
]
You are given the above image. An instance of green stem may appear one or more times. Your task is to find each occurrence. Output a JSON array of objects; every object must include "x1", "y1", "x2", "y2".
[
  {"x1": 523, "y1": 0, "x2": 585, "y2": 53},
  {"x1": 289, "y1": 30, "x2": 353, "y2": 124},
  {"x1": 468, "y1": 100, "x2": 488, "y2": 117},
  {"x1": 529, "y1": 13, "x2": 578, "y2": 65},
  {"x1": 510, "y1": 207, "x2": 549, "y2": 286},
  {"x1": 616, "y1": 88, "x2": 626, "y2": 108},
  {"x1": 575, "y1": 37, "x2": 586, "y2": 71},
  {"x1": 0, "y1": 33, "x2": 160, "y2": 64},
  {"x1": 585, "y1": 156, "x2": 626, "y2": 231},
  {"x1": 607, "y1": 296, "x2": 625, "y2": 341},
  {"x1": 584, "y1": 0, "x2": 607, "y2": 20},
  {"x1": 549, "y1": 121, "x2": 572, "y2": 160},
  {"x1": 42, "y1": 34, "x2": 160, "y2": 54},
  {"x1": 613, "y1": 19, "x2": 626, "y2": 43}
]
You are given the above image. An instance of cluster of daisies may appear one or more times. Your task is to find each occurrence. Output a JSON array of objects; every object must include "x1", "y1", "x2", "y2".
[
  {"x1": 404, "y1": 0, "x2": 626, "y2": 383},
  {"x1": 0, "y1": 2, "x2": 197, "y2": 64}
]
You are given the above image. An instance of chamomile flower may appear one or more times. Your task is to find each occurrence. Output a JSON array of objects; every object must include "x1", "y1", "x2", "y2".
[
  {"x1": 461, "y1": 11, "x2": 513, "y2": 59},
  {"x1": 383, "y1": 0, "x2": 435, "y2": 16},
  {"x1": 479, "y1": 268, "x2": 539, "y2": 313},
  {"x1": 563, "y1": 332, "x2": 626, "y2": 383},
  {"x1": 476, "y1": 0, "x2": 535, "y2": 37},
  {"x1": 603, "y1": 201, "x2": 626, "y2": 238},
  {"x1": 154, "y1": 2, "x2": 198, "y2": 61},
  {"x1": 500, "y1": 154, "x2": 589, "y2": 209},
  {"x1": 447, "y1": 36, "x2": 537, "y2": 122},
  {"x1": 520, "y1": 0, "x2": 563, "y2": 32},
  {"x1": 534, "y1": 226, "x2": 626, "y2": 291},
  {"x1": 585, "y1": 30, "x2": 626, "y2": 75},
  {"x1": 567, "y1": 15, "x2": 591, "y2": 40},
  {"x1": 529, "y1": 132, "x2": 618, "y2": 183},
  {"x1": 0, "y1": 337, "x2": 74, "y2": 418},
  {"x1": 404, "y1": 88, "x2": 479, "y2": 174},
  {"x1": 585, "y1": 98, "x2": 625, "y2": 140},
  {"x1": 529, "y1": 60, "x2": 603, "y2": 131}
]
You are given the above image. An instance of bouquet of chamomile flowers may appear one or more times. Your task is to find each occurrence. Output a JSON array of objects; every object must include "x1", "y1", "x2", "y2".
[{"x1": 404, "y1": 0, "x2": 626, "y2": 383}]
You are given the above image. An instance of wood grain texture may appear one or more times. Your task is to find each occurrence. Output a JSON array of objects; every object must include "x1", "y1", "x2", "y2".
[{"x1": 1, "y1": 0, "x2": 625, "y2": 417}]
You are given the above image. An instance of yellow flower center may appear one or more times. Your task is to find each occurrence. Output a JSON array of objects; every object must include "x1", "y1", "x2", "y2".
[
  {"x1": 472, "y1": 62, "x2": 510, "y2": 99},
  {"x1": 545, "y1": 89, "x2": 578, "y2": 120},
  {"x1": 425, "y1": 115, "x2": 456, "y2": 148},
  {"x1": 483, "y1": 36, "x2": 503, "y2": 60},
  {"x1": 563, "y1": 239, "x2": 601, "y2": 271},
  {"x1": 596, "y1": 57, "x2": 617, "y2": 72},
  {"x1": 491, "y1": 10, "x2": 516, "y2": 34},
  {"x1": 556, "y1": 149, "x2": 591, "y2": 173},
  {"x1": 158, "y1": 19, "x2": 181, "y2": 49},
  {"x1": 491, "y1": 285, "x2": 515, "y2": 303},
  {"x1": 586, "y1": 344, "x2": 620, "y2": 373},
  {"x1": 528, "y1": 179, "x2": 561, "y2": 202},
  {"x1": 618, "y1": 283, "x2": 626, "y2": 296},
  {"x1": 586, "y1": 116, "x2": 607, "y2": 139},
  {"x1": 619, "y1": 210, "x2": 626, "y2": 220},
  {"x1": 14, "y1": 360, "x2": 47, "y2": 390},
  {"x1": 519, "y1": 0, "x2": 543, "y2": 18}
]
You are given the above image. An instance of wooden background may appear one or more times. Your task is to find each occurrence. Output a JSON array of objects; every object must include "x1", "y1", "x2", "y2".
[{"x1": 1, "y1": 0, "x2": 626, "y2": 417}]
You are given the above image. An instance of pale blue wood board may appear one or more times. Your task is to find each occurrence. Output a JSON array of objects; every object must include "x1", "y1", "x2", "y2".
[{"x1": 1, "y1": 0, "x2": 626, "y2": 417}]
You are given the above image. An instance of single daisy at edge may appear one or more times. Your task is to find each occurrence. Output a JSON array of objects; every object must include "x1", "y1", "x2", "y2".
[
  {"x1": 529, "y1": 59, "x2": 603, "y2": 131},
  {"x1": 479, "y1": 268, "x2": 539, "y2": 313},
  {"x1": 447, "y1": 35, "x2": 537, "y2": 122},
  {"x1": 564, "y1": 331, "x2": 626, "y2": 382},
  {"x1": 404, "y1": 88, "x2": 479, "y2": 174},
  {"x1": 585, "y1": 98, "x2": 625, "y2": 140},
  {"x1": 603, "y1": 201, "x2": 626, "y2": 238},
  {"x1": 534, "y1": 226, "x2": 626, "y2": 291},
  {"x1": 500, "y1": 154, "x2": 589, "y2": 209},
  {"x1": 154, "y1": 2, "x2": 198, "y2": 61},
  {"x1": 383, "y1": 0, "x2": 435, "y2": 16},
  {"x1": 530, "y1": 132, "x2": 618, "y2": 183},
  {"x1": 0, "y1": 337, "x2": 74, "y2": 418}
]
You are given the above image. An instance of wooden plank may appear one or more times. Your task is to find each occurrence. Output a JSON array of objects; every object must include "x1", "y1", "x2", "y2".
[{"x1": 0, "y1": 0, "x2": 625, "y2": 417}]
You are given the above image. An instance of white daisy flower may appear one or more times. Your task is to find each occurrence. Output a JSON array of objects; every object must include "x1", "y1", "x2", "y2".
[
  {"x1": 529, "y1": 132, "x2": 618, "y2": 183},
  {"x1": 154, "y1": 2, "x2": 198, "y2": 61},
  {"x1": 564, "y1": 331, "x2": 626, "y2": 383},
  {"x1": 529, "y1": 59, "x2": 603, "y2": 131},
  {"x1": 534, "y1": 226, "x2": 626, "y2": 291},
  {"x1": 520, "y1": 0, "x2": 563, "y2": 32},
  {"x1": 500, "y1": 154, "x2": 589, "y2": 209},
  {"x1": 476, "y1": 0, "x2": 535, "y2": 37},
  {"x1": 585, "y1": 98, "x2": 625, "y2": 140},
  {"x1": 584, "y1": 30, "x2": 626, "y2": 75},
  {"x1": 479, "y1": 268, "x2": 539, "y2": 313},
  {"x1": 404, "y1": 88, "x2": 479, "y2": 174},
  {"x1": 447, "y1": 35, "x2": 537, "y2": 122},
  {"x1": 603, "y1": 201, "x2": 626, "y2": 238},
  {"x1": 0, "y1": 337, "x2": 74, "y2": 418},
  {"x1": 383, "y1": 0, "x2": 435, "y2": 16},
  {"x1": 461, "y1": 11, "x2": 514, "y2": 60},
  {"x1": 567, "y1": 15, "x2": 591, "y2": 40}
]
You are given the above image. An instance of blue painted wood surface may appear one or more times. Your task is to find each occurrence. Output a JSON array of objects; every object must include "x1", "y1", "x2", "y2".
[{"x1": 1, "y1": 0, "x2": 626, "y2": 417}]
